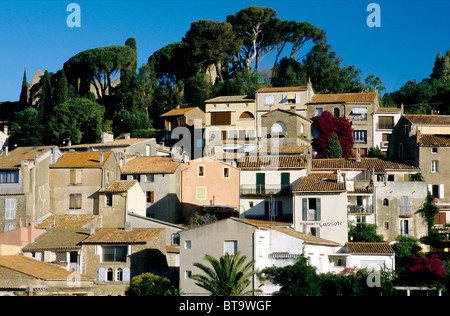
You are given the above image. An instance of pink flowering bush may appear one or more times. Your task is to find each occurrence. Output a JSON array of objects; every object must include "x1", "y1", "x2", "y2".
[{"x1": 409, "y1": 255, "x2": 446, "y2": 279}]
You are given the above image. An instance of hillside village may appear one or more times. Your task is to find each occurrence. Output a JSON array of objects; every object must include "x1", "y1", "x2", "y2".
[{"x1": 1, "y1": 84, "x2": 450, "y2": 296}]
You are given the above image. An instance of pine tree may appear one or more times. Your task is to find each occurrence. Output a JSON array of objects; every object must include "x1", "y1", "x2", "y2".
[
  {"x1": 54, "y1": 69, "x2": 69, "y2": 106},
  {"x1": 324, "y1": 133, "x2": 343, "y2": 158},
  {"x1": 19, "y1": 70, "x2": 28, "y2": 106}
]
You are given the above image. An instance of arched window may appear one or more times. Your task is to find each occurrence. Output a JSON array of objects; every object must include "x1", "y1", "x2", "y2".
[
  {"x1": 239, "y1": 111, "x2": 255, "y2": 120},
  {"x1": 383, "y1": 198, "x2": 389, "y2": 206},
  {"x1": 116, "y1": 268, "x2": 123, "y2": 282},
  {"x1": 271, "y1": 122, "x2": 286, "y2": 134},
  {"x1": 334, "y1": 108, "x2": 340, "y2": 118},
  {"x1": 300, "y1": 124, "x2": 305, "y2": 135},
  {"x1": 107, "y1": 268, "x2": 113, "y2": 282}
]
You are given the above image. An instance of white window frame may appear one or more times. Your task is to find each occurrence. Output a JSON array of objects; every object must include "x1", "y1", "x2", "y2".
[
  {"x1": 224, "y1": 240, "x2": 238, "y2": 256},
  {"x1": 5, "y1": 198, "x2": 16, "y2": 220},
  {"x1": 431, "y1": 161, "x2": 439, "y2": 173}
]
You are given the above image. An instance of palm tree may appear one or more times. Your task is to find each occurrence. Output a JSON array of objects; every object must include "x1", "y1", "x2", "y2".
[{"x1": 191, "y1": 252, "x2": 260, "y2": 296}]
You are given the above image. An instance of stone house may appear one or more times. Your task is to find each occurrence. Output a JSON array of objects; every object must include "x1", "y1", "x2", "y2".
[
  {"x1": 306, "y1": 92, "x2": 379, "y2": 156},
  {"x1": 120, "y1": 156, "x2": 181, "y2": 223},
  {"x1": 81, "y1": 227, "x2": 168, "y2": 296},
  {"x1": 260, "y1": 108, "x2": 312, "y2": 147},
  {"x1": 255, "y1": 85, "x2": 315, "y2": 138},
  {"x1": 0, "y1": 146, "x2": 62, "y2": 232},
  {"x1": 372, "y1": 107, "x2": 402, "y2": 154},
  {"x1": 98, "y1": 180, "x2": 147, "y2": 228},
  {"x1": 49, "y1": 151, "x2": 121, "y2": 216},
  {"x1": 387, "y1": 114, "x2": 450, "y2": 226}
]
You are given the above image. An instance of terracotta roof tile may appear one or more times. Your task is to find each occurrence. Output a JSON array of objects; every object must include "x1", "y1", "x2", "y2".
[
  {"x1": 309, "y1": 92, "x2": 378, "y2": 104},
  {"x1": 375, "y1": 107, "x2": 402, "y2": 113},
  {"x1": 62, "y1": 138, "x2": 152, "y2": 150},
  {"x1": 51, "y1": 151, "x2": 113, "y2": 168},
  {"x1": 0, "y1": 255, "x2": 93, "y2": 280},
  {"x1": 205, "y1": 95, "x2": 255, "y2": 103},
  {"x1": 160, "y1": 107, "x2": 200, "y2": 117},
  {"x1": 121, "y1": 156, "x2": 180, "y2": 174},
  {"x1": 294, "y1": 173, "x2": 346, "y2": 192},
  {"x1": 239, "y1": 155, "x2": 307, "y2": 169},
  {"x1": 0, "y1": 146, "x2": 55, "y2": 170},
  {"x1": 312, "y1": 158, "x2": 419, "y2": 173},
  {"x1": 82, "y1": 227, "x2": 165, "y2": 244},
  {"x1": 35, "y1": 215, "x2": 99, "y2": 229},
  {"x1": 100, "y1": 180, "x2": 138, "y2": 193},
  {"x1": 404, "y1": 114, "x2": 450, "y2": 125},
  {"x1": 418, "y1": 134, "x2": 450, "y2": 147},
  {"x1": 345, "y1": 242, "x2": 394, "y2": 254},
  {"x1": 256, "y1": 86, "x2": 308, "y2": 93},
  {"x1": 23, "y1": 228, "x2": 90, "y2": 252}
]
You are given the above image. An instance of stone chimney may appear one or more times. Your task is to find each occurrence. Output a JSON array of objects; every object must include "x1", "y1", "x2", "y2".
[
  {"x1": 124, "y1": 133, "x2": 131, "y2": 140},
  {"x1": 3, "y1": 125, "x2": 8, "y2": 136}
]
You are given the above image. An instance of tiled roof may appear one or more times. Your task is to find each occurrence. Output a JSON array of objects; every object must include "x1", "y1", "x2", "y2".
[
  {"x1": 256, "y1": 86, "x2": 308, "y2": 93},
  {"x1": 35, "y1": 215, "x2": 99, "y2": 229},
  {"x1": 271, "y1": 227, "x2": 341, "y2": 246},
  {"x1": 23, "y1": 228, "x2": 90, "y2": 252},
  {"x1": 239, "y1": 155, "x2": 307, "y2": 170},
  {"x1": 255, "y1": 145, "x2": 311, "y2": 155},
  {"x1": 345, "y1": 242, "x2": 394, "y2": 254},
  {"x1": 312, "y1": 158, "x2": 419, "y2": 173},
  {"x1": 160, "y1": 107, "x2": 200, "y2": 117},
  {"x1": 293, "y1": 173, "x2": 346, "y2": 192},
  {"x1": 51, "y1": 151, "x2": 112, "y2": 168},
  {"x1": 62, "y1": 138, "x2": 152, "y2": 150},
  {"x1": 261, "y1": 108, "x2": 312, "y2": 121},
  {"x1": 121, "y1": 157, "x2": 180, "y2": 174},
  {"x1": 309, "y1": 92, "x2": 378, "y2": 104},
  {"x1": 82, "y1": 228, "x2": 165, "y2": 244},
  {"x1": 0, "y1": 146, "x2": 55, "y2": 170},
  {"x1": 418, "y1": 134, "x2": 450, "y2": 147},
  {"x1": 0, "y1": 255, "x2": 93, "y2": 280},
  {"x1": 100, "y1": 180, "x2": 138, "y2": 193},
  {"x1": 404, "y1": 114, "x2": 450, "y2": 125},
  {"x1": 375, "y1": 107, "x2": 402, "y2": 113},
  {"x1": 205, "y1": 95, "x2": 255, "y2": 103}
]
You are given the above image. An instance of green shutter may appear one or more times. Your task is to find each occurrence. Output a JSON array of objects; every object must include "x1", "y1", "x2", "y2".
[
  {"x1": 315, "y1": 198, "x2": 321, "y2": 221},
  {"x1": 302, "y1": 198, "x2": 307, "y2": 221}
]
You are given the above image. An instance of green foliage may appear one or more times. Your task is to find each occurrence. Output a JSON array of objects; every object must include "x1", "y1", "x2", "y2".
[
  {"x1": 9, "y1": 107, "x2": 45, "y2": 146},
  {"x1": 19, "y1": 70, "x2": 28, "y2": 106},
  {"x1": 416, "y1": 192, "x2": 443, "y2": 246},
  {"x1": 324, "y1": 133, "x2": 343, "y2": 158},
  {"x1": 349, "y1": 223, "x2": 384, "y2": 243},
  {"x1": 392, "y1": 236, "x2": 423, "y2": 275},
  {"x1": 126, "y1": 273, "x2": 180, "y2": 296},
  {"x1": 187, "y1": 213, "x2": 218, "y2": 227},
  {"x1": 367, "y1": 146, "x2": 386, "y2": 158},
  {"x1": 191, "y1": 252, "x2": 259, "y2": 296}
]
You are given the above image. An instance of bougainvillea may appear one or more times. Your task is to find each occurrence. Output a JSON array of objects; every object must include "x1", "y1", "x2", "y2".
[
  {"x1": 409, "y1": 255, "x2": 446, "y2": 279},
  {"x1": 312, "y1": 111, "x2": 354, "y2": 158}
]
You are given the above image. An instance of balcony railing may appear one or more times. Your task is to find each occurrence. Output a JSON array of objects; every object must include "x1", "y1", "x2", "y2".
[
  {"x1": 240, "y1": 184, "x2": 292, "y2": 196},
  {"x1": 348, "y1": 205, "x2": 373, "y2": 214}
]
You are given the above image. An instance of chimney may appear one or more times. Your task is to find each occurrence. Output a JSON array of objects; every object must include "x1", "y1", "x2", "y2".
[
  {"x1": 124, "y1": 133, "x2": 131, "y2": 140},
  {"x1": 124, "y1": 221, "x2": 132, "y2": 231},
  {"x1": 3, "y1": 125, "x2": 8, "y2": 136},
  {"x1": 90, "y1": 222, "x2": 96, "y2": 235},
  {"x1": 306, "y1": 149, "x2": 312, "y2": 175},
  {"x1": 355, "y1": 149, "x2": 361, "y2": 163},
  {"x1": 3, "y1": 146, "x2": 8, "y2": 156}
]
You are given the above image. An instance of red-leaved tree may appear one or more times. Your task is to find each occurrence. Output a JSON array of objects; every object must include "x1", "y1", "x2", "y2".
[{"x1": 312, "y1": 111, "x2": 354, "y2": 158}]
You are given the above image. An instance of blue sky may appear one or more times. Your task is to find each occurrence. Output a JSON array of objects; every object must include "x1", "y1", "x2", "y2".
[{"x1": 0, "y1": 0, "x2": 449, "y2": 102}]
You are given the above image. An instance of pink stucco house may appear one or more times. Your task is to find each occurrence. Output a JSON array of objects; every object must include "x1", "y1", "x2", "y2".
[
  {"x1": 181, "y1": 157, "x2": 239, "y2": 222},
  {"x1": 0, "y1": 218, "x2": 46, "y2": 247}
]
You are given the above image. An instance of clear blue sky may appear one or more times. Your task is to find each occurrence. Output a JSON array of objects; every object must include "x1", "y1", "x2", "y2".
[{"x1": 0, "y1": 0, "x2": 449, "y2": 102}]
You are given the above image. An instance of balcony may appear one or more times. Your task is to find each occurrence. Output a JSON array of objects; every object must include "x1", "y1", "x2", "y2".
[
  {"x1": 240, "y1": 184, "x2": 292, "y2": 196},
  {"x1": 348, "y1": 204, "x2": 373, "y2": 214}
]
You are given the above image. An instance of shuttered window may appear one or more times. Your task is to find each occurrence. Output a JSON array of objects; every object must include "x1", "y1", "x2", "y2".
[
  {"x1": 5, "y1": 198, "x2": 16, "y2": 220},
  {"x1": 69, "y1": 194, "x2": 82, "y2": 209},
  {"x1": 211, "y1": 112, "x2": 231, "y2": 126},
  {"x1": 302, "y1": 198, "x2": 321, "y2": 221},
  {"x1": 224, "y1": 241, "x2": 237, "y2": 256}
]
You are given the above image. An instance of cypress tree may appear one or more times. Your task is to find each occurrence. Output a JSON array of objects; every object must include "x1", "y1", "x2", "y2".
[
  {"x1": 19, "y1": 70, "x2": 28, "y2": 106},
  {"x1": 324, "y1": 133, "x2": 343, "y2": 158}
]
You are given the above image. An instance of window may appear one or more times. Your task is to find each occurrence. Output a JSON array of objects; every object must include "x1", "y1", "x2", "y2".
[
  {"x1": 249, "y1": 201, "x2": 254, "y2": 208},
  {"x1": 198, "y1": 165, "x2": 205, "y2": 177},
  {"x1": 55, "y1": 252, "x2": 67, "y2": 262},
  {"x1": 5, "y1": 198, "x2": 16, "y2": 220},
  {"x1": 69, "y1": 194, "x2": 82, "y2": 210},
  {"x1": 302, "y1": 198, "x2": 321, "y2": 221},
  {"x1": 185, "y1": 271, "x2": 192, "y2": 279},
  {"x1": 102, "y1": 246, "x2": 128, "y2": 263},
  {"x1": 0, "y1": 170, "x2": 19, "y2": 183},
  {"x1": 147, "y1": 191, "x2": 155, "y2": 203},
  {"x1": 378, "y1": 116, "x2": 394, "y2": 130},
  {"x1": 432, "y1": 147, "x2": 438, "y2": 154},
  {"x1": 196, "y1": 187, "x2": 207, "y2": 203},
  {"x1": 401, "y1": 219, "x2": 411, "y2": 237},
  {"x1": 172, "y1": 233, "x2": 180, "y2": 246},
  {"x1": 430, "y1": 184, "x2": 444, "y2": 199},
  {"x1": 211, "y1": 112, "x2": 231, "y2": 125},
  {"x1": 384, "y1": 221, "x2": 390, "y2": 230},
  {"x1": 70, "y1": 169, "x2": 82, "y2": 185},
  {"x1": 265, "y1": 94, "x2": 274, "y2": 105},
  {"x1": 239, "y1": 112, "x2": 254, "y2": 120},
  {"x1": 146, "y1": 174, "x2": 154, "y2": 182},
  {"x1": 106, "y1": 194, "x2": 113, "y2": 207},
  {"x1": 116, "y1": 268, "x2": 123, "y2": 282},
  {"x1": 334, "y1": 108, "x2": 340, "y2": 118},
  {"x1": 314, "y1": 108, "x2": 323, "y2": 117},
  {"x1": 185, "y1": 240, "x2": 192, "y2": 249},
  {"x1": 271, "y1": 122, "x2": 286, "y2": 134},
  {"x1": 383, "y1": 198, "x2": 389, "y2": 206},
  {"x1": 4, "y1": 223, "x2": 15, "y2": 232},
  {"x1": 107, "y1": 268, "x2": 113, "y2": 282},
  {"x1": 223, "y1": 167, "x2": 230, "y2": 179},
  {"x1": 351, "y1": 107, "x2": 368, "y2": 120},
  {"x1": 400, "y1": 196, "x2": 412, "y2": 217},
  {"x1": 431, "y1": 161, "x2": 439, "y2": 173},
  {"x1": 353, "y1": 130, "x2": 367, "y2": 143},
  {"x1": 224, "y1": 241, "x2": 238, "y2": 256}
]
